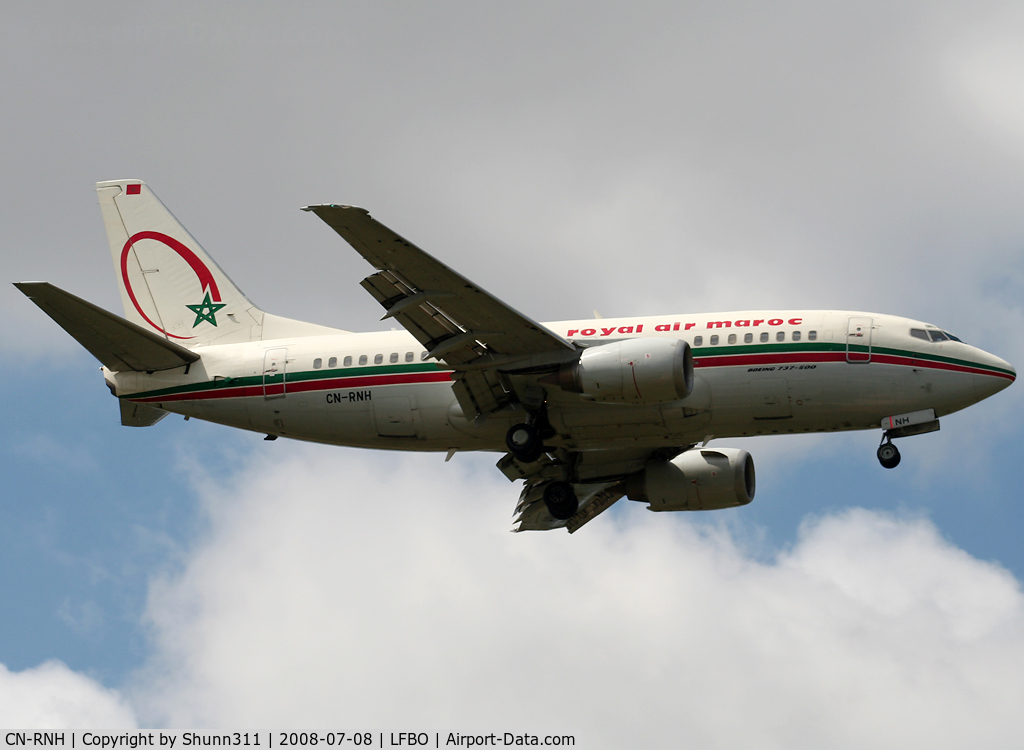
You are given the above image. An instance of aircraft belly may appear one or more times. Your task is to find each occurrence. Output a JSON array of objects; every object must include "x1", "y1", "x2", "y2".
[
  {"x1": 160, "y1": 397, "x2": 254, "y2": 431},
  {"x1": 557, "y1": 404, "x2": 664, "y2": 428}
]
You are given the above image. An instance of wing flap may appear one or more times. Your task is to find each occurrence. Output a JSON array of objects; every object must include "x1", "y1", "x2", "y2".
[
  {"x1": 512, "y1": 481, "x2": 626, "y2": 533},
  {"x1": 15, "y1": 282, "x2": 199, "y2": 372},
  {"x1": 359, "y1": 270, "x2": 473, "y2": 362},
  {"x1": 503, "y1": 446, "x2": 684, "y2": 532}
]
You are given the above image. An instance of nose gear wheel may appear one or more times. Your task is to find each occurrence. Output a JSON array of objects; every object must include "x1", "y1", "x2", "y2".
[{"x1": 877, "y1": 439, "x2": 901, "y2": 469}]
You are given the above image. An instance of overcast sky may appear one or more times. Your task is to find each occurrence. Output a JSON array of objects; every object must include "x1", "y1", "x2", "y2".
[{"x1": 3, "y1": 2, "x2": 1024, "y2": 744}]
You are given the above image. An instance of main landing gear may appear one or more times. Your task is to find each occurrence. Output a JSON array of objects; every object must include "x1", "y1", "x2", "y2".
[
  {"x1": 506, "y1": 423, "x2": 544, "y2": 463},
  {"x1": 506, "y1": 406, "x2": 554, "y2": 464},
  {"x1": 504, "y1": 411, "x2": 578, "y2": 520},
  {"x1": 543, "y1": 480, "x2": 579, "y2": 520},
  {"x1": 876, "y1": 438, "x2": 901, "y2": 469}
]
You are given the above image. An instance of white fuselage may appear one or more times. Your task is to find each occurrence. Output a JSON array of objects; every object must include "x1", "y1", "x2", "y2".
[{"x1": 107, "y1": 310, "x2": 1015, "y2": 454}]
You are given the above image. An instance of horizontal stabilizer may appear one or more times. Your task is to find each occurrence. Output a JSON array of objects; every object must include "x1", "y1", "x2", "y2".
[
  {"x1": 120, "y1": 400, "x2": 169, "y2": 427},
  {"x1": 14, "y1": 282, "x2": 200, "y2": 372}
]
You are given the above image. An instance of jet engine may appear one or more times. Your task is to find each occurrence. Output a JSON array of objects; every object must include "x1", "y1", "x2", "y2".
[
  {"x1": 550, "y1": 338, "x2": 694, "y2": 405},
  {"x1": 625, "y1": 448, "x2": 755, "y2": 511}
]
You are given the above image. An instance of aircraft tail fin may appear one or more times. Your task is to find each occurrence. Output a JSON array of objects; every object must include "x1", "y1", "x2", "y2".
[{"x1": 96, "y1": 180, "x2": 344, "y2": 346}]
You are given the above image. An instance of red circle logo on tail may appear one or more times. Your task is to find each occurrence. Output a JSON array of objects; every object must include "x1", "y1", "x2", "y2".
[{"x1": 120, "y1": 231, "x2": 222, "y2": 340}]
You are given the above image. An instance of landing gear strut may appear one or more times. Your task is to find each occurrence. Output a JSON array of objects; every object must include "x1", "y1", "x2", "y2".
[
  {"x1": 544, "y1": 481, "x2": 579, "y2": 520},
  {"x1": 877, "y1": 438, "x2": 901, "y2": 469}
]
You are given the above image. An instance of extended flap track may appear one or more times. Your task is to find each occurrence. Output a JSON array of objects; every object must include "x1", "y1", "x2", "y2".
[{"x1": 361, "y1": 270, "x2": 515, "y2": 416}]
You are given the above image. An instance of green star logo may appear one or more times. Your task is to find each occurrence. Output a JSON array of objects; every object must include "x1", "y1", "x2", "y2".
[{"x1": 186, "y1": 291, "x2": 227, "y2": 327}]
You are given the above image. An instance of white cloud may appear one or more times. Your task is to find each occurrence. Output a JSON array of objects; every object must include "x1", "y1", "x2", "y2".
[
  {"x1": 127, "y1": 445, "x2": 1024, "y2": 747},
  {"x1": 0, "y1": 660, "x2": 136, "y2": 728}
]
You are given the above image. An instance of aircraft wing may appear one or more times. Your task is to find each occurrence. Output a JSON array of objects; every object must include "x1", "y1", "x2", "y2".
[{"x1": 303, "y1": 205, "x2": 576, "y2": 417}]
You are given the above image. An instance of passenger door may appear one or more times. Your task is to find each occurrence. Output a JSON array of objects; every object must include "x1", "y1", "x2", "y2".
[
  {"x1": 263, "y1": 348, "x2": 287, "y2": 399},
  {"x1": 846, "y1": 317, "x2": 872, "y2": 363}
]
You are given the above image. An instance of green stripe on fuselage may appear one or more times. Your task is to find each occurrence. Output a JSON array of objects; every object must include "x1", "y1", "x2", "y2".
[
  {"x1": 122, "y1": 361, "x2": 445, "y2": 400},
  {"x1": 691, "y1": 340, "x2": 1012, "y2": 376}
]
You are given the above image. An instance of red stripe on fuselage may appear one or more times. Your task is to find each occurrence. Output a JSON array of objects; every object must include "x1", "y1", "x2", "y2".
[
  {"x1": 694, "y1": 350, "x2": 1014, "y2": 380},
  {"x1": 694, "y1": 351, "x2": 845, "y2": 368},
  {"x1": 129, "y1": 370, "x2": 454, "y2": 404},
  {"x1": 869, "y1": 353, "x2": 1015, "y2": 380}
]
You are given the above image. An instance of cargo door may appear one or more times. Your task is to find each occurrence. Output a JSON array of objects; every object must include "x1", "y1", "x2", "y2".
[
  {"x1": 751, "y1": 378, "x2": 792, "y2": 419},
  {"x1": 374, "y1": 395, "x2": 418, "y2": 437}
]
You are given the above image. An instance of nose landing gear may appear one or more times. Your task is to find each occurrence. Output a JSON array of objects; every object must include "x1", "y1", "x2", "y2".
[
  {"x1": 875, "y1": 410, "x2": 940, "y2": 469},
  {"x1": 877, "y1": 438, "x2": 901, "y2": 469}
]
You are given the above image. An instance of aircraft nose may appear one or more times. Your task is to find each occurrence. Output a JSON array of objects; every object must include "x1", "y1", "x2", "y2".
[{"x1": 973, "y1": 350, "x2": 1015, "y2": 399}]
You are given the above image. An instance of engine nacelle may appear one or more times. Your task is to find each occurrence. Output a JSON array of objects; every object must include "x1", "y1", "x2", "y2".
[
  {"x1": 553, "y1": 338, "x2": 693, "y2": 405},
  {"x1": 625, "y1": 448, "x2": 755, "y2": 512}
]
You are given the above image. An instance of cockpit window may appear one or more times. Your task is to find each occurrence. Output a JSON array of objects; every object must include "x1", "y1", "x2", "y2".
[{"x1": 911, "y1": 328, "x2": 965, "y2": 344}]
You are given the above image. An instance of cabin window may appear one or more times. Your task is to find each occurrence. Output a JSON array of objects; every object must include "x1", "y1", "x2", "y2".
[
  {"x1": 390, "y1": 352, "x2": 399, "y2": 363},
  {"x1": 344, "y1": 356, "x2": 352, "y2": 366},
  {"x1": 710, "y1": 334, "x2": 719, "y2": 346},
  {"x1": 405, "y1": 352, "x2": 414, "y2": 362},
  {"x1": 792, "y1": 331, "x2": 801, "y2": 342},
  {"x1": 808, "y1": 330, "x2": 817, "y2": 341},
  {"x1": 421, "y1": 351, "x2": 430, "y2": 361},
  {"x1": 358, "y1": 355, "x2": 367, "y2": 365},
  {"x1": 776, "y1": 331, "x2": 785, "y2": 342},
  {"x1": 328, "y1": 357, "x2": 337, "y2": 368},
  {"x1": 744, "y1": 333, "x2": 753, "y2": 344},
  {"x1": 374, "y1": 354, "x2": 383, "y2": 364},
  {"x1": 693, "y1": 336, "x2": 703, "y2": 346},
  {"x1": 313, "y1": 358, "x2": 322, "y2": 369},
  {"x1": 728, "y1": 334, "x2": 737, "y2": 344},
  {"x1": 760, "y1": 332, "x2": 769, "y2": 343}
]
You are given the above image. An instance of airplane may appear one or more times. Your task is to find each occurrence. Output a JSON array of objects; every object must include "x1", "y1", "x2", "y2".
[{"x1": 15, "y1": 180, "x2": 1016, "y2": 532}]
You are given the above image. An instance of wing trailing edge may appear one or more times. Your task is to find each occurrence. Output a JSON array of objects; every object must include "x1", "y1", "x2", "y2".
[
  {"x1": 303, "y1": 203, "x2": 576, "y2": 419},
  {"x1": 14, "y1": 282, "x2": 200, "y2": 372}
]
